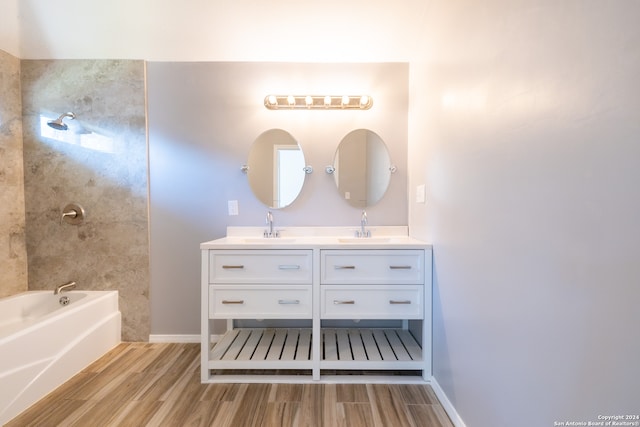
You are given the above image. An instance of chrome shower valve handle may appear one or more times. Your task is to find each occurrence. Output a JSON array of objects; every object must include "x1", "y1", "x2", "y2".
[{"x1": 61, "y1": 203, "x2": 85, "y2": 225}]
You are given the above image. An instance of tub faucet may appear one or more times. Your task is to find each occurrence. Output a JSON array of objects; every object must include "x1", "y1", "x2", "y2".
[
  {"x1": 54, "y1": 281, "x2": 76, "y2": 295},
  {"x1": 355, "y1": 210, "x2": 371, "y2": 238}
]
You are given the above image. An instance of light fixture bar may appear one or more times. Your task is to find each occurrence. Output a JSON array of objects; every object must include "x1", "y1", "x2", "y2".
[{"x1": 264, "y1": 95, "x2": 373, "y2": 110}]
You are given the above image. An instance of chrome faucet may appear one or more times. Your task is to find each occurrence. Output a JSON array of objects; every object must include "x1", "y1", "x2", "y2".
[
  {"x1": 54, "y1": 281, "x2": 77, "y2": 295},
  {"x1": 264, "y1": 211, "x2": 278, "y2": 238},
  {"x1": 355, "y1": 210, "x2": 371, "y2": 238}
]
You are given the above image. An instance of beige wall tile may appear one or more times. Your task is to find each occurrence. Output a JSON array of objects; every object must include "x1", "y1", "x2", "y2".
[
  {"x1": 0, "y1": 48, "x2": 28, "y2": 298},
  {"x1": 21, "y1": 59, "x2": 149, "y2": 341}
]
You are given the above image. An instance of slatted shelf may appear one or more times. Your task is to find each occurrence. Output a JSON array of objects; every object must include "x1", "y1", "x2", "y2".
[
  {"x1": 208, "y1": 327, "x2": 423, "y2": 371},
  {"x1": 320, "y1": 328, "x2": 423, "y2": 370}
]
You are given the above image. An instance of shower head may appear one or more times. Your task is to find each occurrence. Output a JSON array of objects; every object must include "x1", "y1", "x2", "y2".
[{"x1": 47, "y1": 112, "x2": 76, "y2": 131}]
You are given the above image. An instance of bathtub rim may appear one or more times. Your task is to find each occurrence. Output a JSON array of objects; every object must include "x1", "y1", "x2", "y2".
[{"x1": 0, "y1": 290, "x2": 119, "y2": 344}]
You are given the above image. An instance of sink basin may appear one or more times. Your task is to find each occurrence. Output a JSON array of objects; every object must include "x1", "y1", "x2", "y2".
[
  {"x1": 240, "y1": 238, "x2": 297, "y2": 244},
  {"x1": 337, "y1": 237, "x2": 391, "y2": 243}
]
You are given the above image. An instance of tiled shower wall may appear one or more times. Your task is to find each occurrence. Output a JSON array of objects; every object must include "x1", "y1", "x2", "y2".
[
  {"x1": 0, "y1": 49, "x2": 28, "y2": 298},
  {"x1": 20, "y1": 59, "x2": 149, "y2": 341}
]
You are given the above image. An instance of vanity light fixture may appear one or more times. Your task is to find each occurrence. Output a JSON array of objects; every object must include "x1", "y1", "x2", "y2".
[{"x1": 264, "y1": 95, "x2": 373, "y2": 110}]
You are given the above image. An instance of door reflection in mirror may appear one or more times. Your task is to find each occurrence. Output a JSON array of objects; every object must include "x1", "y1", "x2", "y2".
[{"x1": 247, "y1": 129, "x2": 306, "y2": 209}]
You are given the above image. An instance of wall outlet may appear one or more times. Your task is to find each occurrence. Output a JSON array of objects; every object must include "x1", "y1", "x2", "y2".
[
  {"x1": 416, "y1": 184, "x2": 426, "y2": 203},
  {"x1": 228, "y1": 200, "x2": 238, "y2": 216}
]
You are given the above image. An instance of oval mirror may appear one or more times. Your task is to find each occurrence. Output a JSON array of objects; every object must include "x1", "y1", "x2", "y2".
[
  {"x1": 247, "y1": 129, "x2": 306, "y2": 209},
  {"x1": 332, "y1": 129, "x2": 391, "y2": 208}
]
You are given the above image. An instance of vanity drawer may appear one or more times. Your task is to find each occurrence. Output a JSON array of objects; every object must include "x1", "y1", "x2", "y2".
[
  {"x1": 321, "y1": 250, "x2": 424, "y2": 285},
  {"x1": 209, "y1": 285, "x2": 312, "y2": 318},
  {"x1": 209, "y1": 250, "x2": 312, "y2": 284},
  {"x1": 321, "y1": 285, "x2": 423, "y2": 319}
]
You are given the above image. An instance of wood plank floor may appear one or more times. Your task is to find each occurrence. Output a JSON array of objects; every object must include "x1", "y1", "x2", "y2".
[{"x1": 6, "y1": 343, "x2": 453, "y2": 427}]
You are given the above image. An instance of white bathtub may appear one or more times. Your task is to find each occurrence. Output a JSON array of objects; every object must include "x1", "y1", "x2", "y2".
[{"x1": 0, "y1": 290, "x2": 121, "y2": 425}]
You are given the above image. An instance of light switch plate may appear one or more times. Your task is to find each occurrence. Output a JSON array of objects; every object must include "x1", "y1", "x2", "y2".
[
  {"x1": 228, "y1": 200, "x2": 239, "y2": 215},
  {"x1": 416, "y1": 184, "x2": 426, "y2": 203}
]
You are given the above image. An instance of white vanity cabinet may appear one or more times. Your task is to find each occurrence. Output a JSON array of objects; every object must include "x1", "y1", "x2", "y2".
[
  {"x1": 319, "y1": 249, "x2": 429, "y2": 376},
  {"x1": 320, "y1": 249, "x2": 425, "y2": 319},
  {"x1": 208, "y1": 250, "x2": 313, "y2": 319},
  {"x1": 201, "y1": 232, "x2": 432, "y2": 384}
]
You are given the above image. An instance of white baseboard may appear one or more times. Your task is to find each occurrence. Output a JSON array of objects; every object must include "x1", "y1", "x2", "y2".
[
  {"x1": 148, "y1": 334, "x2": 201, "y2": 343},
  {"x1": 430, "y1": 376, "x2": 467, "y2": 427}
]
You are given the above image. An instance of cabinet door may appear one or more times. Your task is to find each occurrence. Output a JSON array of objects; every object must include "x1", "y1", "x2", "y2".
[
  {"x1": 321, "y1": 285, "x2": 424, "y2": 319},
  {"x1": 321, "y1": 250, "x2": 424, "y2": 285},
  {"x1": 209, "y1": 285, "x2": 312, "y2": 319},
  {"x1": 209, "y1": 250, "x2": 312, "y2": 284}
]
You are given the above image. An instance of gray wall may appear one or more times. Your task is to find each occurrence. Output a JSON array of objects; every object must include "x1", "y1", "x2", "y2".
[
  {"x1": 148, "y1": 62, "x2": 408, "y2": 335},
  {"x1": 409, "y1": 1, "x2": 640, "y2": 425},
  {"x1": 21, "y1": 60, "x2": 149, "y2": 341},
  {"x1": 0, "y1": 48, "x2": 28, "y2": 297}
]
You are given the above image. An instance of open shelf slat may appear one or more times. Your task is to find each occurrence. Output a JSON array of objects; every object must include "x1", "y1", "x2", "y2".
[{"x1": 209, "y1": 328, "x2": 422, "y2": 365}]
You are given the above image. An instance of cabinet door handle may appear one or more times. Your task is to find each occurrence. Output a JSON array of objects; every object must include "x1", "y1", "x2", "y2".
[
  {"x1": 278, "y1": 299, "x2": 300, "y2": 305},
  {"x1": 389, "y1": 265, "x2": 412, "y2": 270},
  {"x1": 333, "y1": 300, "x2": 355, "y2": 305},
  {"x1": 389, "y1": 300, "x2": 412, "y2": 304},
  {"x1": 334, "y1": 265, "x2": 356, "y2": 270},
  {"x1": 278, "y1": 265, "x2": 301, "y2": 270},
  {"x1": 221, "y1": 300, "x2": 244, "y2": 304},
  {"x1": 222, "y1": 265, "x2": 244, "y2": 269}
]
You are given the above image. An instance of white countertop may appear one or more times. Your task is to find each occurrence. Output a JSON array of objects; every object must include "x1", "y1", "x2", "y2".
[{"x1": 200, "y1": 226, "x2": 431, "y2": 249}]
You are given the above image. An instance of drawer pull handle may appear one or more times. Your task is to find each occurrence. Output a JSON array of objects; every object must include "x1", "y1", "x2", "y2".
[
  {"x1": 334, "y1": 300, "x2": 355, "y2": 305},
  {"x1": 390, "y1": 300, "x2": 412, "y2": 304},
  {"x1": 278, "y1": 265, "x2": 301, "y2": 270},
  {"x1": 334, "y1": 265, "x2": 356, "y2": 270},
  {"x1": 222, "y1": 265, "x2": 244, "y2": 269},
  {"x1": 278, "y1": 299, "x2": 300, "y2": 305},
  {"x1": 221, "y1": 300, "x2": 244, "y2": 304},
  {"x1": 389, "y1": 265, "x2": 412, "y2": 270}
]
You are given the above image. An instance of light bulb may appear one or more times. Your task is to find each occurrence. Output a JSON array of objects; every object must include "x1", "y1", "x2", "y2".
[
  {"x1": 287, "y1": 95, "x2": 295, "y2": 106},
  {"x1": 324, "y1": 96, "x2": 332, "y2": 106},
  {"x1": 342, "y1": 95, "x2": 350, "y2": 106},
  {"x1": 359, "y1": 95, "x2": 369, "y2": 107},
  {"x1": 305, "y1": 96, "x2": 313, "y2": 106},
  {"x1": 267, "y1": 95, "x2": 277, "y2": 105}
]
